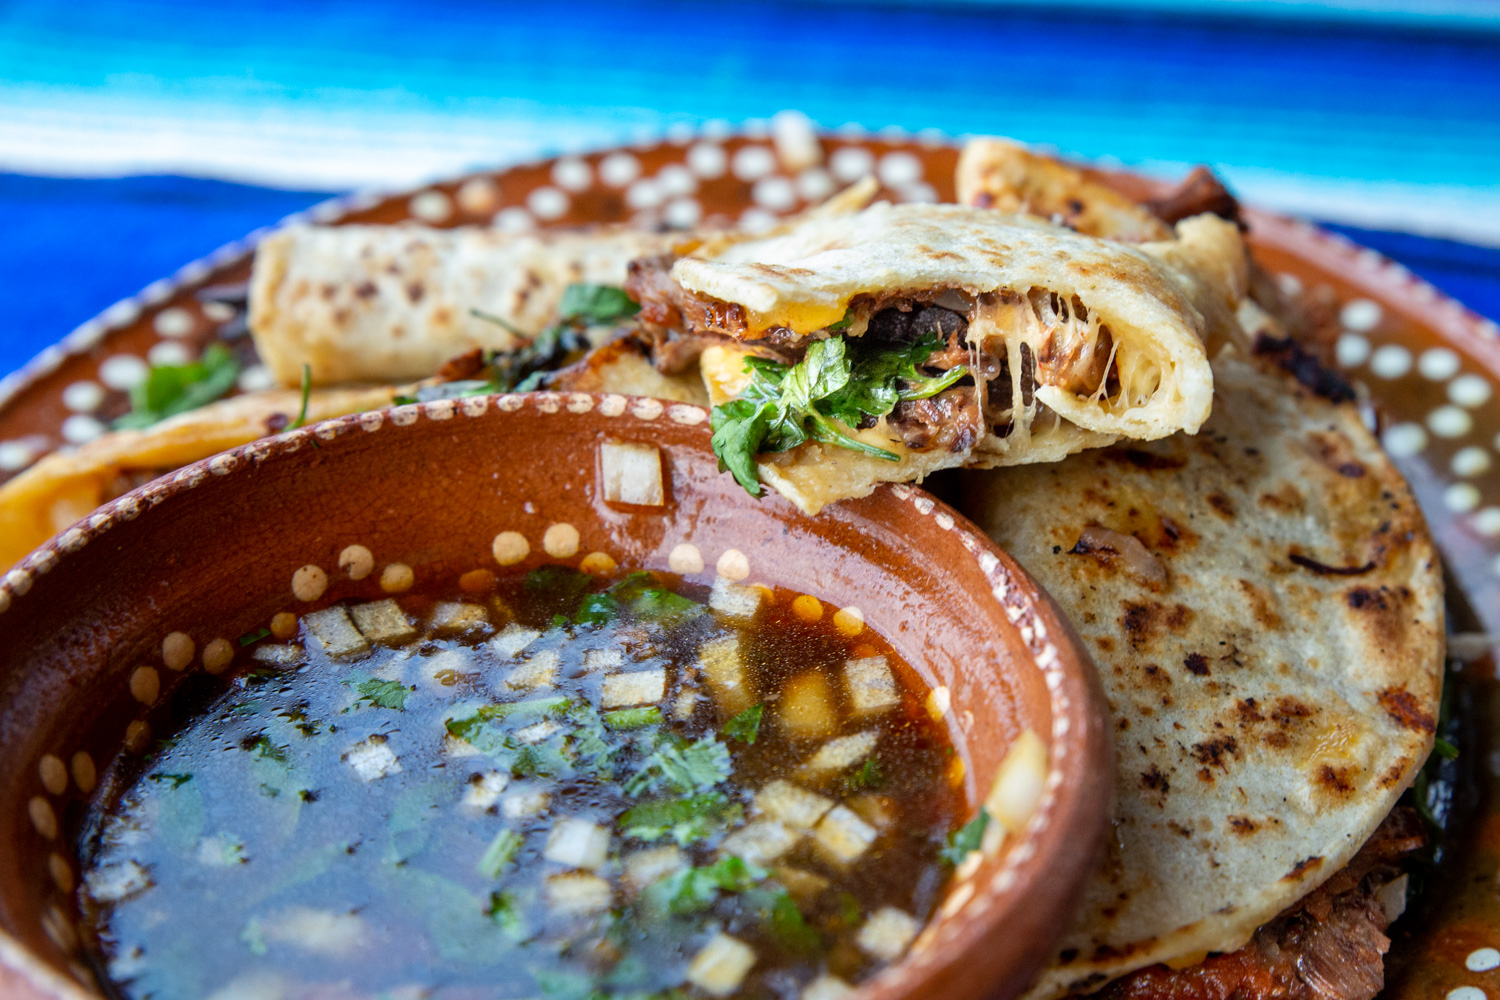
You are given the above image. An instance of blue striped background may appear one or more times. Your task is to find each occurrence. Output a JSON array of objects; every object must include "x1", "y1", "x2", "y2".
[{"x1": 1, "y1": 0, "x2": 1498, "y2": 375}]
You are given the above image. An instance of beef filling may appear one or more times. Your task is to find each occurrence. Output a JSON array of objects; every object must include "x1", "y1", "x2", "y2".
[
  {"x1": 1144, "y1": 166, "x2": 1244, "y2": 229},
  {"x1": 1082, "y1": 808, "x2": 1424, "y2": 1000}
]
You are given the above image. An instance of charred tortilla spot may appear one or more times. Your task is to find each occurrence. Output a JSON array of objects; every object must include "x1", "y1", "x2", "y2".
[
  {"x1": 1141, "y1": 765, "x2": 1170, "y2": 796},
  {"x1": 1338, "y1": 462, "x2": 1365, "y2": 478},
  {"x1": 1283, "y1": 856, "x2": 1324, "y2": 881},
  {"x1": 1316, "y1": 764, "x2": 1357, "y2": 794},
  {"x1": 1258, "y1": 483, "x2": 1305, "y2": 513},
  {"x1": 1377, "y1": 759, "x2": 1410, "y2": 789},
  {"x1": 1345, "y1": 587, "x2": 1385, "y2": 611},
  {"x1": 1252, "y1": 333, "x2": 1356, "y2": 403},
  {"x1": 354, "y1": 280, "x2": 377, "y2": 300},
  {"x1": 1234, "y1": 580, "x2": 1282, "y2": 630},
  {"x1": 1111, "y1": 450, "x2": 1186, "y2": 472},
  {"x1": 1206, "y1": 492, "x2": 1236, "y2": 519},
  {"x1": 1183, "y1": 653, "x2": 1210, "y2": 677},
  {"x1": 1168, "y1": 821, "x2": 1193, "y2": 839},
  {"x1": 1120, "y1": 601, "x2": 1195, "y2": 651},
  {"x1": 406, "y1": 281, "x2": 425, "y2": 304},
  {"x1": 1191, "y1": 735, "x2": 1240, "y2": 772},
  {"x1": 1376, "y1": 687, "x2": 1436, "y2": 734},
  {"x1": 1290, "y1": 552, "x2": 1376, "y2": 577},
  {"x1": 1228, "y1": 815, "x2": 1257, "y2": 835}
]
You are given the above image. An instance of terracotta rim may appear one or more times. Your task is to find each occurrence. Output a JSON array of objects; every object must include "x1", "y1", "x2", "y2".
[{"x1": 0, "y1": 392, "x2": 1112, "y2": 1000}]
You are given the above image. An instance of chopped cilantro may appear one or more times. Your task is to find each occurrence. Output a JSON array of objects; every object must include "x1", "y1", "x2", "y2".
[
  {"x1": 655, "y1": 856, "x2": 766, "y2": 914},
  {"x1": 768, "y1": 890, "x2": 823, "y2": 956},
  {"x1": 248, "y1": 734, "x2": 288, "y2": 764},
  {"x1": 476, "y1": 828, "x2": 524, "y2": 878},
  {"x1": 113, "y1": 343, "x2": 241, "y2": 429},
  {"x1": 722, "y1": 704, "x2": 764, "y2": 744},
  {"x1": 353, "y1": 678, "x2": 411, "y2": 711},
  {"x1": 485, "y1": 890, "x2": 528, "y2": 940},
  {"x1": 709, "y1": 333, "x2": 968, "y2": 495},
  {"x1": 147, "y1": 772, "x2": 193, "y2": 789},
  {"x1": 1434, "y1": 736, "x2": 1459, "y2": 760},
  {"x1": 574, "y1": 592, "x2": 621, "y2": 626},
  {"x1": 826, "y1": 308, "x2": 854, "y2": 332},
  {"x1": 941, "y1": 809, "x2": 991, "y2": 866},
  {"x1": 619, "y1": 792, "x2": 744, "y2": 845},
  {"x1": 844, "y1": 758, "x2": 884, "y2": 792},
  {"x1": 289, "y1": 363, "x2": 312, "y2": 429},
  {"x1": 604, "y1": 706, "x2": 663, "y2": 730},
  {"x1": 631, "y1": 588, "x2": 703, "y2": 623},
  {"x1": 237, "y1": 627, "x2": 271, "y2": 647},
  {"x1": 625, "y1": 736, "x2": 732, "y2": 797}
]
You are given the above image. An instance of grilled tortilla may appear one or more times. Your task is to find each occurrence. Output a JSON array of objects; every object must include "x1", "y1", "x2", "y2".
[
  {"x1": 960, "y1": 354, "x2": 1443, "y2": 998},
  {"x1": 0, "y1": 385, "x2": 405, "y2": 573},
  {"x1": 633, "y1": 201, "x2": 1250, "y2": 514},
  {"x1": 250, "y1": 224, "x2": 677, "y2": 386}
]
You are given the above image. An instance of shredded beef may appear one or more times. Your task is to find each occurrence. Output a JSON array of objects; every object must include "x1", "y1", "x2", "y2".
[
  {"x1": 1253, "y1": 333, "x2": 1357, "y2": 404},
  {"x1": 626, "y1": 253, "x2": 751, "y2": 340},
  {"x1": 1145, "y1": 167, "x2": 1244, "y2": 229},
  {"x1": 888, "y1": 386, "x2": 983, "y2": 452},
  {"x1": 1081, "y1": 809, "x2": 1424, "y2": 1000},
  {"x1": 866, "y1": 304, "x2": 969, "y2": 345}
]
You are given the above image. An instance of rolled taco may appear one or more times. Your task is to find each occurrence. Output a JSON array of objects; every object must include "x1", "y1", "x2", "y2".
[{"x1": 249, "y1": 224, "x2": 677, "y2": 386}]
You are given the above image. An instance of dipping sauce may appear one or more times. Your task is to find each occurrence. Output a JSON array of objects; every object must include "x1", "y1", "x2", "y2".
[{"x1": 77, "y1": 567, "x2": 966, "y2": 1000}]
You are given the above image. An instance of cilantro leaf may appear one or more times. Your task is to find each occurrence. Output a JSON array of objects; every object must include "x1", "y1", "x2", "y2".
[
  {"x1": 655, "y1": 856, "x2": 766, "y2": 914},
  {"x1": 114, "y1": 344, "x2": 241, "y2": 429},
  {"x1": 289, "y1": 363, "x2": 312, "y2": 429},
  {"x1": 486, "y1": 890, "x2": 529, "y2": 941},
  {"x1": 1434, "y1": 736, "x2": 1459, "y2": 760},
  {"x1": 844, "y1": 758, "x2": 883, "y2": 792},
  {"x1": 941, "y1": 809, "x2": 991, "y2": 866},
  {"x1": 626, "y1": 736, "x2": 732, "y2": 797},
  {"x1": 354, "y1": 678, "x2": 411, "y2": 711},
  {"x1": 722, "y1": 704, "x2": 764, "y2": 744},
  {"x1": 709, "y1": 332, "x2": 968, "y2": 496},
  {"x1": 767, "y1": 890, "x2": 823, "y2": 956},
  {"x1": 147, "y1": 772, "x2": 193, "y2": 789},
  {"x1": 558, "y1": 283, "x2": 641, "y2": 324},
  {"x1": 477, "y1": 829, "x2": 525, "y2": 879},
  {"x1": 238, "y1": 627, "x2": 271, "y2": 647},
  {"x1": 574, "y1": 592, "x2": 621, "y2": 626},
  {"x1": 604, "y1": 706, "x2": 664, "y2": 730},
  {"x1": 619, "y1": 793, "x2": 744, "y2": 845}
]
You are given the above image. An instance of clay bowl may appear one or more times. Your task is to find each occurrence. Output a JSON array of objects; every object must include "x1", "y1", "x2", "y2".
[{"x1": 0, "y1": 392, "x2": 1112, "y2": 1000}]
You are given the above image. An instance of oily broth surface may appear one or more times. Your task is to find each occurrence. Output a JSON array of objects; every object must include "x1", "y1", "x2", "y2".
[{"x1": 77, "y1": 569, "x2": 963, "y2": 1000}]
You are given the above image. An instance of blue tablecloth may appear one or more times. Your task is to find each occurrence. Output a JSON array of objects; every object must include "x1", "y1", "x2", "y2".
[{"x1": 2, "y1": 0, "x2": 1499, "y2": 378}]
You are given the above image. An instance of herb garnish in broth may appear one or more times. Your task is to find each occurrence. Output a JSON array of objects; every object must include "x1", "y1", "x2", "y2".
[{"x1": 78, "y1": 566, "x2": 964, "y2": 1000}]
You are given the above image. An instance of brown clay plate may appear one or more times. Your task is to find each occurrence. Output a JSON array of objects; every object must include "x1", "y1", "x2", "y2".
[{"x1": 0, "y1": 131, "x2": 1495, "y2": 997}]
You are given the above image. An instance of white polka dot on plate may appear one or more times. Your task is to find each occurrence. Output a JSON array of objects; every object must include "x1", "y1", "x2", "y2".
[
  {"x1": 655, "y1": 164, "x2": 696, "y2": 197},
  {"x1": 664, "y1": 198, "x2": 702, "y2": 229},
  {"x1": 1335, "y1": 333, "x2": 1370, "y2": 367},
  {"x1": 687, "y1": 142, "x2": 727, "y2": 179},
  {"x1": 878, "y1": 151, "x2": 923, "y2": 187},
  {"x1": 147, "y1": 341, "x2": 191, "y2": 366},
  {"x1": 61, "y1": 415, "x2": 105, "y2": 445},
  {"x1": 238, "y1": 365, "x2": 277, "y2": 393},
  {"x1": 1418, "y1": 347, "x2": 1461, "y2": 380},
  {"x1": 1429, "y1": 405, "x2": 1474, "y2": 438},
  {"x1": 201, "y1": 301, "x2": 234, "y2": 323},
  {"x1": 732, "y1": 145, "x2": 776, "y2": 182},
  {"x1": 456, "y1": 177, "x2": 499, "y2": 215},
  {"x1": 98, "y1": 355, "x2": 149, "y2": 391},
  {"x1": 494, "y1": 207, "x2": 534, "y2": 232},
  {"x1": 1451, "y1": 374, "x2": 1493, "y2": 408},
  {"x1": 1339, "y1": 299, "x2": 1382, "y2": 332},
  {"x1": 1382, "y1": 422, "x2": 1427, "y2": 457},
  {"x1": 526, "y1": 187, "x2": 569, "y2": 220},
  {"x1": 599, "y1": 152, "x2": 641, "y2": 187},
  {"x1": 0, "y1": 440, "x2": 36, "y2": 472},
  {"x1": 1474, "y1": 507, "x2": 1500, "y2": 538},
  {"x1": 1468, "y1": 948, "x2": 1500, "y2": 973},
  {"x1": 1453, "y1": 446, "x2": 1493, "y2": 477},
  {"x1": 1448, "y1": 986, "x2": 1487, "y2": 1000},
  {"x1": 152, "y1": 307, "x2": 194, "y2": 339},
  {"x1": 101, "y1": 298, "x2": 141, "y2": 328},
  {"x1": 62, "y1": 381, "x2": 104, "y2": 413},
  {"x1": 1446, "y1": 483, "x2": 1481, "y2": 513},
  {"x1": 1276, "y1": 273, "x2": 1303, "y2": 296},
  {"x1": 830, "y1": 146, "x2": 875, "y2": 182},
  {"x1": 1369, "y1": 345, "x2": 1412, "y2": 378},
  {"x1": 626, "y1": 179, "x2": 664, "y2": 210},
  {"x1": 752, "y1": 176, "x2": 797, "y2": 212},
  {"x1": 797, "y1": 168, "x2": 835, "y2": 202},
  {"x1": 739, "y1": 208, "x2": 777, "y2": 234},
  {"x1": 898, "y1": 181, "x2": 939, "y2": 204},
  {"x1": 551, "y1": 157, "x2": 592, "y2": 192},
  {"x1": 409, "y1": 190, "x2": 452, "y2": 223}
]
